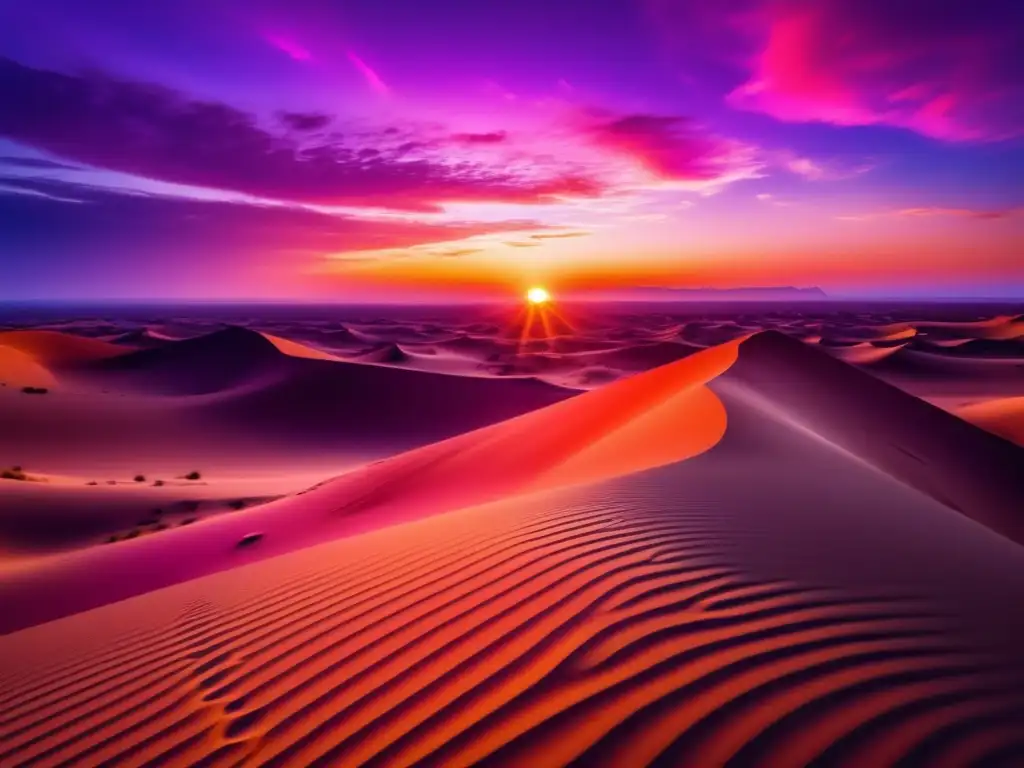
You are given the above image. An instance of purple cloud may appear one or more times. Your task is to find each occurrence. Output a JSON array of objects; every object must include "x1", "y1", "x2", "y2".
[
  {"x1": 583, "y1": 111, "x2": 761, "y2": 185},
  {"x1": 649, "y1": 0, "x2": 1024, "y2": 142},
  {"x1": 0, "y1": 58, "x2": 605, "y2": 212}
]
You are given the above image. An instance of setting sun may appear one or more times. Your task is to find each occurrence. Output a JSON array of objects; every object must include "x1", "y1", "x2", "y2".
[{"x1": 526, "y1": 286, "x2": 551, "y2": 304}]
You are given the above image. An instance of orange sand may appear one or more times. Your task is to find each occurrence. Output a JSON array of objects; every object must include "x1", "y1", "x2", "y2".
[
  {"x1": 2, "y1": 329, "x2": 1024, "y2": 766},
  {"x1": 958, "y1": 396, "x2": 1024, "y2": 447}
]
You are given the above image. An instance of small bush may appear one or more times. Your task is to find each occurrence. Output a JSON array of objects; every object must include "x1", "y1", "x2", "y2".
[
  {"x1": 134, "y1": 474, "x2": 146, "y2": 483},
  {"x1": 21, "y1": 386, "x2": 49, "y2": 395},
  {"x1": 153, "y1": 479, "x2": 165, "y2": 487},
  {"x1": 184, "y1": 471, "x2": 202, "y2": 481},
  {"x1": 86, "y1": 480, "x2": 98, "y2": 486},
  {"x1": 2, "y1": 468, "x2": 27, "y2": 481},
  {"x1": 228, "y1": 499, "x2": 247, "y2": 510},
  {"x1": 106, "y1": 535, "x2": 119, "y2": 544}
]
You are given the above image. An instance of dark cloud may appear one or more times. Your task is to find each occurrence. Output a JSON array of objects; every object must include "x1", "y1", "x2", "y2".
[
  {"x1": 0, "y1": 58, "x2": 604, "y2": 212},
  {"x1": 277, "y1": 111, "x2": 333, "y2": 132}
]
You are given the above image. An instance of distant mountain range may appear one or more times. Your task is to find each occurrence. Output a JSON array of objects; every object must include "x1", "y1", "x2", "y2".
[{"x1": 600, "y1": 286, "x2": 830, "y2": 302}]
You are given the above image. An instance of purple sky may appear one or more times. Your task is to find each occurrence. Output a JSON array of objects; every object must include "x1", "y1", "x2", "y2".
[{"x1": 1, "y1": 0, "x2": 1022, "y2": 300}]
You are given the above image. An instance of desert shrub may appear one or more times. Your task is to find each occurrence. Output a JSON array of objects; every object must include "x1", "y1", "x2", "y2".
[
  {"x1": 184, "y1": 471, "x2": 202, "y2": 481},
  {"x1": 106, "y1": 535, "x2": 119, "y2": 544},
  {"x1": 86, "y1": 480, "x2": 98, "y2": 486},
  {"x1": 134, "y1": 474, "x2": 146, "y2": 483},
  {"x1": 21, "y1": 386, "x2": 49, "y2": 395},
  {"x1": 153, "y1": 479, "x2": 165, "y2": 487},
  {"x1": 2, "y1": 468, "x2": 27, "y2": 481},
  {"x1": 228, "y1": 499, "x2": 247, "y2": 510}
]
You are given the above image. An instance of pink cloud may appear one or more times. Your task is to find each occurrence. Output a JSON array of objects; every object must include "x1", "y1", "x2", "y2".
[
  {"x1": 582, "y1": 111, "x2": 762, "y2": 187},
  {"x1": 346, "y1": 51, "x2": 390, "y2": 95},
  {"x1": 897, "y1": 206, "x2": 1023, "y2": 220},
  {"x1": 730, "y1": 1, "x2": 1022, "y2": 141},
  {"x1": 650, "y1": 0, "x2": 1023, "y2": 142}
]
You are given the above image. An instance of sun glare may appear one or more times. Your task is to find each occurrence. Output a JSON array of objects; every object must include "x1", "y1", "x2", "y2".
[{"x1": 527, "y1": 286, "x2": 551, "y2": 304}]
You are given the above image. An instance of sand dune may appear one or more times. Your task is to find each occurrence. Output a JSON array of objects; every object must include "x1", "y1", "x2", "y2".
[
  {"x1": 3, "y1": 332, "x2": 1024, "y2": 765},
  {"x1": 0, "y1": 330, "x2": 128, "y2": 367},
  {"x1": 5, "y1": 332, "x2": 1023, "y2": 629},
  {"x1": 822, "y1": 341, "x2": 908, "y2": 365},
  {"x1": 958, "y1": 396, "x2": 1024, "y2": 447},
  {"x1": 0, "y1": 339, "x2": 739, "y2": 629},
  {"x1": 0, "y1": 327, "x2": 574, "y2": 480},
  {"x1": 0, "y1": 345, "x2": 56, "y2": 389},
  {"x1": 4, "y1": 308, "x2": 1024, "y2": 766},
  {"x1": 717, "y1": 332, "x2": 1024, "y2": 546}
]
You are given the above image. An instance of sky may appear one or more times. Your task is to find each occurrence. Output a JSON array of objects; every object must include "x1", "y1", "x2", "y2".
[{"x1": 0, "y1": 0, "x2": 1022, "y2": 301}]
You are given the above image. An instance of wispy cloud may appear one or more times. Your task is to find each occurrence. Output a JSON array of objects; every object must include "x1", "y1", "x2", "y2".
[
  {"x1": 346, "y1": 50, "x2": 390, "y2": 95},
  {"x1": 0, "y1": 58, "x2": 605, "y2": 213},
  {"x1": 838, "y1": 206, "x2": 1024, "y2": 222}
]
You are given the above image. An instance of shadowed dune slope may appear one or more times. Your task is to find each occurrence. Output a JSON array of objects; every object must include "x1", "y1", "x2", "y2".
[
  {"x1": 714, "y1": 332, "x2": 1024, "y2": 547},
  {"x1": 3, "y1": 347, "x2": 1024, "y2": 765},
  {"x1": 74, "y1": 326, "x2": 296, "y2": 395},
  {"x1": 0, "y1": 328, "x2": 577, "y2": 476}
]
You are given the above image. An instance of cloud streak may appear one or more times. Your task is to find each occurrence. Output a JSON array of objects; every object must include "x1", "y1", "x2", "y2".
[
  {"x1": 0, "y1": 58, "x2": 605, "y2": 213},
  {"x1": 346, "y1": 50, "x2": 390, "y2": 95}
]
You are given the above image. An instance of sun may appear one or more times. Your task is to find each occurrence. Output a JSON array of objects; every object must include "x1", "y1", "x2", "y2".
[{"x1": 526, "y1": 286, "x2": 551, "y2": 305}]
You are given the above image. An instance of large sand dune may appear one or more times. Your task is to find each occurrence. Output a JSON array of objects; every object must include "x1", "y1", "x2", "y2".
[
  {"x1": 3, "y1": 331, "x2": 1024, "y2": 765},
  {"x1": 2, "y1": 311, "x2": 1024, "y2": 765}
]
